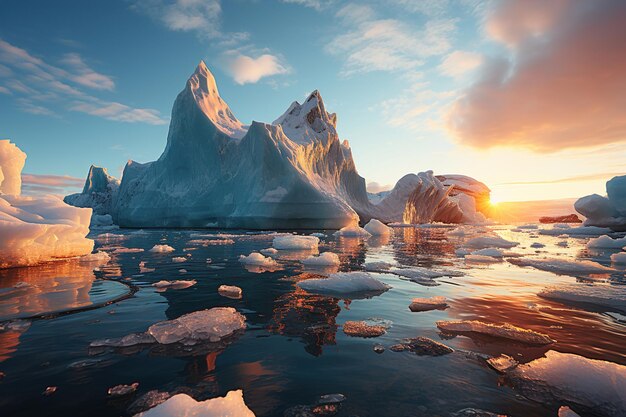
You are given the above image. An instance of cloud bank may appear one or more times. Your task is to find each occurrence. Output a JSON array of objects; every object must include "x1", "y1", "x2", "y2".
[{"x1": 447, "y1": 0, "x2": 626, "y2": 151}]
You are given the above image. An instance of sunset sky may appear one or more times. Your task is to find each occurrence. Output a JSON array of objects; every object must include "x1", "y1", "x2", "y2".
[{"x1": 1, "y1": 0, "x2": 624, "y2": 202}]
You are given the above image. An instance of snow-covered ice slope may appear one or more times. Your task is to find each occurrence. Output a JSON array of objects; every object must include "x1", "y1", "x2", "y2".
[
  {"x1": 0, "y1": 140, "x2": 94, "y2": 268},
  {"x1": 113, "y1": 62, "x2": 369, "y2": 229}
]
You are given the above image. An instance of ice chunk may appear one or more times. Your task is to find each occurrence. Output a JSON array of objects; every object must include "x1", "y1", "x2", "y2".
[
  {"x1": 259, "y1": 247, "x2": 278, "y2": 256},
  {"x1": 238, "y1": 252, "x2": 279, "y2": 267},
  {"x1": 540, "y1": 225, "x2": 612, "y2": 236},
  {"x1": 610, "y1": 252, "x2": 626, "y2": 264},
  {"x1": 149, "y1": 245, "x2": 175, "y2": 253},
  {"x1": 297, "y1": 271, "x2": 390, "y2": 295},
  {"x1": 218, "y1": 285, "x2": 242, "y2": 299},
  {"x1": 539, "y1": 284, "x2": 626, "y2": 313},
  {"x1": 436, "y1": 320, "x2": 555, "y2": 345},
  {"x1": 333, "y1": 224, "x2": 371, "y2": 238},
  {"x1": 465, "y1": 254, "x2": 502, "y2": 263},
  {"x1": 79, "y1": 251, "x2": 111, "y2": 264},
  {"x1": 507, "y1": 351, "x2": 625, "y2": 416},
  {"x1": 558, "y1": 406, "x2": 581, "y2": 417},
  {"x1": 463, "y1": 236, "x2": 519, "y2": 249},
  {"x1": 152, "y1": 280, "x2": 197, "y2": 291},
  {"x1": 510, "y1": 258, "x2": 614, "y2": 275},
  {"x1": 363, "y1": 261, "x2": 394, "y2": 271},
  {"x1": 147, "y1": 307, "x2": 246, "y2": 345},
  {"x1": 409, "y1": 296, "x2": 448, "y2": 312},
  {"x1": 530, "y1": 242, "x2": 545, "y2": 248},
  {"x1": 301, "y1": 252, "x2": 340, "y2": 266},
  {"x1": 342, "y1": 320, "x2": 387, "y2": 337},
  {"x1": 172, "y1": 256, "x2": 186, "y2": 263},
  {"x1": 363, "y1": 219, "x2": 391, "y2": 236},
  {"x1": 390, "y1": 337, "x2": 453, "y2": 356},
  {"x1": 272, "y1": 235, "x2": 319, "y2": 250},
  {"x1": 113, "y1": 248, "x2": 144, "y2": 253},
  {"x1": 486, "y1": 354, "x2": 518, "y2": 373},
  {"x1": 586, "y1": 235, "x2": 626, "y2": 249},
  {"x1": 310, "y1": 232, "x2": 326, "y2": 238},
  {"x1": 470, "y1": 248, "x2": 505, "y2": 258},
  {"x1": 108, "y1": 382, "x2": 139, "y2": 397},
  {"x1": 90, "y1": 332, "x2": 156, "y2": 348},
  {"x1": 134, "y1": 390, "x2": 255, "y2": 417}
]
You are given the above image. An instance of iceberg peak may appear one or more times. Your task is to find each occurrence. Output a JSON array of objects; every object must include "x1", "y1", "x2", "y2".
[
  {"x1": 184, "y1": 60, "x2": 248, "y2": 139},
  {"x1": 272, "y1": 89, "x2": 337, "y2": 144}
]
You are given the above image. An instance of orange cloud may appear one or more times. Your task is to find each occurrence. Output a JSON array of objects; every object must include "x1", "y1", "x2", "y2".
[{"x1": 447, "y1": 0, "x2": 626, "y2": 151}]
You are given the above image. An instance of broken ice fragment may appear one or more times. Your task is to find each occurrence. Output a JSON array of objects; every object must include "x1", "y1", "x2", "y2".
[
  {"x1": 133, "y1": 390, "x2": 255, "y2": 417},
  {"x1": 486, "y1": 354, "x2": 518, "y2": 373},
  {"x1": 436, "y1": 320, "x2": 555, "y2": 345},
  {"x1": 409, "y1": 296, "x2": 448, "y2": 312},
  {"x1": 392, "y1": 337, "x2": 454, "y2": 356},
  {"x1": 108, "y1": 382, "x2": 139, "y2": 397},
  {"x1": 218, "y1": 285, "x2": 242, "y2": 299},
  {"x1": 342, "y1": 320, "x2": 387, "y2": 337}
]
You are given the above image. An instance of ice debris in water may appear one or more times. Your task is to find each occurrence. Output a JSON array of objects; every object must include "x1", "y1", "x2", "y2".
[
  {"x1": 470, "y1": 248, "x2": 507, "y2": 258},
  {"x1": 301, "y1": 252, "x2": 340, "y2": 266},
  {"x1": 586, "y1": 235, "x2": 626, "y2": 249},
  {"x1": 363, "y1": 219, "x2": 392, "y2": 236},
  {"x1": 486, "y1": 354, "x2": 518, "y2": 373},
  {"x1": 409, "y1": 296, "x2": 448, "y2": 312},
  {"x1": 450, "y1": 408, "x2": 503, "y2": 417},
  {"x1": 272, "y1": 235, "x2": 319, "y2": 250},
  {"x1": 91, "y1": 308, "x2": 245, "y2": 348},
  {"x1": 259, "y1": 247, "x2": 278, "y2": 256},
  {"x1": 390, "y1": 337, "x2": 454, "y2": 356},
  {"x1": 149, "y1": 244, "x2": 175, "y2": 253},
  {"x1": 506, "y1": 350, "x2": 625, "y2": 416},
  {"x1": 530, "y1": 242, "x2": 545, "y2": 248},
  {"x1": 436, "y1": 320, "x2": 555, "y2": 345},
  {"x1": 171, "y1": 256, "x2": 186, "y2": 263},
  {"x1": 333, "y1": 224, "x2": 372, "y2": 238},
  {"x1": 113, "y1": 247, "x2": 145, "y2": 253},
  {"x1": 363, "y1": 261, "x2": 394, "y2": 271},
  {"x1": 238, "y1": 252, "x2": 279, "y2": 267},
  {"x1": 539, "y1": 284, "x2": 626, "y2": 313},
  {"x1": 79, "y1": 251, "x2": 111, "y2": 264},
  {"x1": 147, "y1": 308, "x2": 245, "y2": 344},
  {"x1": 134, "y1": 390, "x2": 255, "y2": 417},
  {"x1": 509, "y1": 257, "x2": 614, "y2": 275},
  {"x1": 463, "y1": 236, "x2": 519, "y2": 249},
  {"x1": 611, "y1": 252, "x2": 626, "y2": 264},
  {"x1": 108, "y1": 382, "x2": 139, "y2": 397},
  {"x1": 342, "y1": 320, "x2": 387, "y2": 337},
  {"x1": 218, "y1": 285, "x2": 242, "y2": 299},
  {"x1": 152, "y1": 280, "x2": 196, "y2": 291},
  {"x1": 310, "y1": 232, "x2": 326, "y2": 238},
  {"x1": 539, "y1": 225, "x2": 612, "y2": 236},
  {"x1": 465, "y1": 254, "x2": 502, "y2": 263},
  {"x1": 388, "y1": 266, "x2": 463, "y2": 286},
  {"x1": 297, "y1": 271, "x2": 390, "y2": 295}
]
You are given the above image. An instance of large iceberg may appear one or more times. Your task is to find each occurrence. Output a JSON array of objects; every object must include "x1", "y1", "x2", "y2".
[
  {"x1": 109, "y1": 62, "x2": 369, "y2": 229},
  {"x1": 575, "y1": 175, "x2": 626, "y2": 231},
  {"x1": 64, "y1": 165, "x2": 119, "y2": 224},
  {"x1": 402, "y1": 171, "x2": 487, "y2": 224},
  {"x1": 0, "y1": 140, "x2": 94, "y2": 268}
]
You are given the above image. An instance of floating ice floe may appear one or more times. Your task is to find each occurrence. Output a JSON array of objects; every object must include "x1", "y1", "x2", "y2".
[
  {"x1": 465, "y1": 254, "x2": 502, "y2": 263},
  {"x1": 79, "y1": 251, "x2": 111, "y2": 264},
  {"x1": 363, "y1": 219, "x2": 392, "y2": 236},
  {"x1": 134, "y1": 390, "x2": 255, "y2": 417},
  {"x1": 297, "y1": 271, "x2": 390, "y2": 296},
  {"x1": 113, "y1": 248, "x2": 144, "y2": 253},
  {"x1": 409, "y1": 296, "x2": 448, "y2": 312},
  {"x1": 390, "y1": 337, "x2": 454, "y2": 356},
  {"x1": 301, "y1": 252, "x2": 340, "y2": 266},
  {"x1": 486, "y1": 354, "x2": 518, "y2": 373},
  {"x1": 530, "y1": 242, "x2": 546, "y2": 249},
  {"x1": 386, "y1": 266, "x2": 463, "y2": 286},
  {"x1": 539, "y1": 284, "x2": 626, "y2": 313},
  {"x1": 363, "y1": 261, "x2": 394, "y2": 271},
  {"x1": 310, "y1": 232, "x2": 326, "y2": 238},
  {"x1": 171, "y1": 257, "x2": 186, "y2": 263},
  {"x1": 470, "y1": 248, "x2": 506, "y2": 257},
  {"x1": 218, "y1": 285, "x2": 242, "y2": 299},
  {"x1": 610, "y1": 252, "x2": 626, "y2": 264},
  {"x1": 540, "y1": 225, "x2": 612, "y2": 236},
  {"x1": 506, "y1": 350, "x2": 625, "y2": 416},
  {"x1": 238, "y1": 252, "x2": 278, "y2": 267},
  {"x1": 509, "y1": 258, "x2": 614, "y2": 276},
  {"x1": 333, "y1": 224, "x2": 371, "y2": 238},
  {"x1": 436, "y1": 320, "x2": 555, "y2": 345},
  {"x1": 342, "y1": 320, "x2": 387, "y2": 337},
  {"x1": 586, "y1": 235, "x2": 626, "y2": 249},
  {"x1": 152, "y1": 280, "x2": 196, "y2": 291},
  {"x1": 463, "y1": 236, "x2": 519, "y2": 249},
  {"x1": 149, "y1": 245, "x2": 175, "y2": 253},
  {"x1": 517, "y1": 224, "x2": 539, "y2": 230},
  {"x1": 108, "y1": 382, "x2": 139, "y2": 397},
  {"x1": 272, "y1": 235, "x2": 319, "y2": 250},
  {"x1": 259, "y1": 247, "x2": 278, "y2": 256}
]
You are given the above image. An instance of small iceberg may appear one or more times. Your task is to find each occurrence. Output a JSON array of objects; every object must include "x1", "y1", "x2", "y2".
[
  {"x1": 152, "y1": 280, "x2": 197, "y2": 291},
  {"x1": 149, "y1": 244, "x2": 175, "y2": 253},
  {"x1": 272, "y1": 235, "x2": 319, "y2": 250},
  {"x1": 301, "y1": 252, "x2": 340, "y2": 266},
  {"x1": 409, "y1": 296, "x2": 448, "y2": 312},
  {"x1": 218, "y1": 285, "x2": 242, "y2": 299},
  {"x1": 363, "y1": 219, "x2": 392, "y2": 236},
  {"x1": 333, "y1": 224, "x2": 371, "y2": 238},
  {"x1": 134, "y1": 390, "x2": 255, "y2": 417},
  {"x1": 297, "y1": 271, "x2": 390, "y2": 296}
]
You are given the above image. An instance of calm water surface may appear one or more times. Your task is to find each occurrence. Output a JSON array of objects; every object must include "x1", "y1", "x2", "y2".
[{"x1": 0, "y1": 225, "x2": 624, "y2": 416}]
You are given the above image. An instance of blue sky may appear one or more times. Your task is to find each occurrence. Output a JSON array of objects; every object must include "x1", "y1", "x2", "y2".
[{"x1": 1, "y1": 0, "x2": 625, "y2": 201}]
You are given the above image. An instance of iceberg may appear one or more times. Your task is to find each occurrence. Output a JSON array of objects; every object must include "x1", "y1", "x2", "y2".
[
  {"x1": 436, "y1": 320, "x2": 555, "y2": 345},
  {"x1": 149, "y1": 244, "x2": 175, "y2": 253},
  {"x1": 363, "y1": 218, "x2": 392, "y2": 235},
  {"x1": 134, "y1": 390, "x2": 255, "y2": 417},
  {"x1": 239, "y1": 252, "x2": 278, "y2": 267},
  {"x1": 109, "y1": 62, "x2": 369, "y2": 229},
  {"x1": 64, "y1": 165, "x2": 119, "y2": 226},
  {"x1": 0, "y1": 140, "x2": 94, "y2": 268},
  {"x1": 575, "y1": 175, "x2": 626, "y2": 231},
  {"x1": 586, "y1": 235, "x2": 626, "y2": 249}
]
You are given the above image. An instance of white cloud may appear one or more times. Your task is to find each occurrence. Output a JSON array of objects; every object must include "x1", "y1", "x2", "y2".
[
  {"x1": 0, "y1": 38, "x2": 166, "y2": 124},
  {"x1": 327, "y1": 4, "x2": 457, "y2": 75},
  {"x1": 438, "y1": 50, "x2": 483, "y2": 78},
  {"x1": 281, "y1": 0, "x2": 334, "y2": 10},
  {"x1": 223, "y1": 52, "x2": 290, "y2": 85},
  {"x1": 380, "y1": 85, "x2": 456, "y2": 131},
  {"x1": 0, "y1": 85, "x2": 10, "y2": 95},
  {"x1": 61, "y1": 53, "x2": 115, "y2": 90}
]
